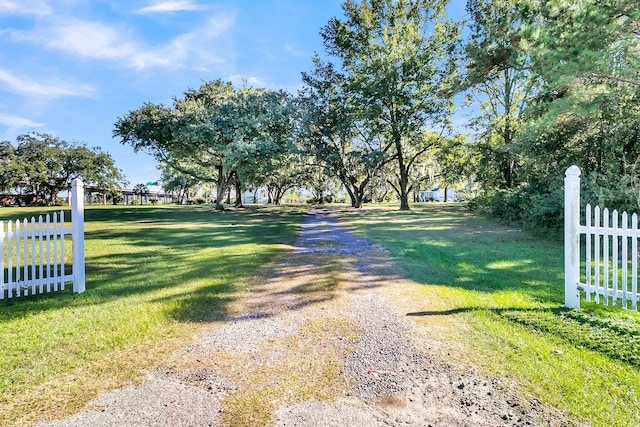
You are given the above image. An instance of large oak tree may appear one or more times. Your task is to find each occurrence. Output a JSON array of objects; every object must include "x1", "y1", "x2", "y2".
[
  {"x1": 320, "y1": 0, "x2": 460, "y2": 210},
  {"x1": 1, "y1": 133, "x2": 125, "y2": 204},
  {"x1": 114, "y1": 80, "x2": 293, "y2": 211}
]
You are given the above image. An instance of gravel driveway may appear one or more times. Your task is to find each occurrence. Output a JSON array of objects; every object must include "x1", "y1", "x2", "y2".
[{"x1": 40, "y1": 208, "x2": 566, "y2": 427}]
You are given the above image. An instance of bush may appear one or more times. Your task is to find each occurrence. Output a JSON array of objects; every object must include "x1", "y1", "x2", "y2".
[{"x1": 469, "y1": 185, "x2": 564, "y2": 237}]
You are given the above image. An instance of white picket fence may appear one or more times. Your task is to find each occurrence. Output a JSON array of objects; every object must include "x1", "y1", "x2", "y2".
[
  {"x1": 0, "y1": 179, "x2": 85, "y2": 299},
  {"x1": 565, "y1": 166, "x2": 640, "y2": 310}
]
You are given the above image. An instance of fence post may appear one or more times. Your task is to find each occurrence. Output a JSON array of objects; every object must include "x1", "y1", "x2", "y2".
[
  {"x1": 72, "y1": 179, "x2": 85, "y2": 293},
  {"x1": 565, "y1": 166, "x2": 581, "y2": 309}
]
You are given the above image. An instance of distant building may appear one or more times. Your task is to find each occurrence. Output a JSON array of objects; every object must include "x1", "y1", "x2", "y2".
[
  {"x1": 418, "y1": 187, "x2": 455, "y2": 202},
  {"x1": 242, "y1": 188, "x2": 269, "y2": 204}
]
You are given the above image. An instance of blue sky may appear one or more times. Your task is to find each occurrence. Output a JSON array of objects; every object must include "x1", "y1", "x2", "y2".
[{"x1": 0, "y1": 0, "x2": 467, "y2": 188}]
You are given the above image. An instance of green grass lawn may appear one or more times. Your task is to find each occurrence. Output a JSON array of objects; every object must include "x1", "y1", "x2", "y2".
[
  {"x1": 0, "y1": 204, "x2": 305, "y2": 426},
  {"x1": 2, "y1": 202, "x2": 640, "y2": 426},
  {"x1": 338, "y1": 203, "x2": 640, "y2": 427}
]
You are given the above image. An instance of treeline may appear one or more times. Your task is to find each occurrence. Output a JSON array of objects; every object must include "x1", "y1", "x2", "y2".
[
  {"x1": 461, "y1": 0, "x2": 640, "y2": 233},
  {"x1": 0, "y1": 133, "x2": 125, "y2": 205},
  {"x1": 113, "y1": 0, "x2": 639, "y2": 228},
  {"x1": 1, "y1": 0, "x2": 623, "y2": 225},
  {"x1": 114, "y1": 1, "x2": 465, "y2": 212}
]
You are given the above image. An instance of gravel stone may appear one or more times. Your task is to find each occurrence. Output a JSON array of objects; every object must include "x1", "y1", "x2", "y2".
[{"x1": 40, "y1": 208, "x2": 569, "y2": 427}]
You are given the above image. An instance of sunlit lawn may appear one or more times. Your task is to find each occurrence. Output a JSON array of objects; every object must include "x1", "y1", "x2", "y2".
[
  {"x1": 339, "y1": 203, "x2": 640, "y2": 427},
  {"x1": 2, "y1": 202, "x2": 640, "y2": 427},
  {"x1": 0, "y1": 204, "x2": 305, "y2": 426}
]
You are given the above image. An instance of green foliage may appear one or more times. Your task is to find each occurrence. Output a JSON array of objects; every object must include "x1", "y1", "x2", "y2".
[
  {"x1": 299, "y1": 58, "x2": 387, "y2": 208},
  {"x1": 159, "y1": 162, "x2": 203, "y2": 205},
  {"x1": 319, "y1": 0, "x2": 461, "y2": 210},
  {"x1": 470, "y1": 169, "x2": 640, "y2": 235},
  {"x1": 114, "y1": 81, "x2": 294, "y2": 211},
  {"x1": 469, "y1": 185, "x2": 564, "y2": 236},
  {"x1": 107, "y1": 190, "x2": 124, "y2": 205},
  {"x1": 462, "y1": 0, "x2": 532, "y2": 190},
  {"x1": 341, "y1": 205, "x2": 640, "y2": 427},
  {"x1": 464, "y1": 0, "x2": 640, "y2": 227},
  {"x1": 0, "y1": 133, "x2": 125, "y2": 205}
]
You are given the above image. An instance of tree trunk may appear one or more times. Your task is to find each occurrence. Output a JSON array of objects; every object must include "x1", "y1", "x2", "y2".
[
  {"x1": 273, "y1": 186, "x2": 287, "y2": 205},
  {"x1": 444, "y1": 185, "x2": 448, "y2": 202},
  {"x1": 345, "y1": 186, "x2": 357, "y2": 207},
  {"x1": 394, "y1": 129, "x2": 411, "y2": 211},
  {"x1": 215, "y1": 165, "x2": 226, "y2": 211},
  {"x1": 273, "y1": 187, "x2": 282, "y2": 205},
  {"x1": 354, "y1": 191, "x2": 363, "y2": 208},
  {"x1": 398, "y1": 167, "x2": 411, "y2": 210},
  {"x1": 234, "y1": 178, "x2": 243, "y2": 207},
  {"x1": 399, "y1": 172, "x2": 410, "y2": 210}
]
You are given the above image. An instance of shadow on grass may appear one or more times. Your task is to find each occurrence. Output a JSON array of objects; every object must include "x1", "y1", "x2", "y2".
[
  {"x1": 229, "y1": 253, "x2": 345, "y2": 318},
  {"x1": 341, "y1": 204, "x2": 565, "y2": 303},
  {"x1": 0, "y1": 205, "x2": 307, "y2": 324},
  {"x1": 339, "y1": 204, "x2": 640, "y2": 369},
  {"x1": 408, "y1": 304, "x2": 640, "y2": 368}
]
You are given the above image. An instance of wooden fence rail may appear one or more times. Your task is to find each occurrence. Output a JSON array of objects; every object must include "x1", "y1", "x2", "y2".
[
  {"x1": 0, "y1": 179, "x2": 85, "y2": 299},
  {"x1": 565, "y1": 166, "x2": 640, "y2": 310}
]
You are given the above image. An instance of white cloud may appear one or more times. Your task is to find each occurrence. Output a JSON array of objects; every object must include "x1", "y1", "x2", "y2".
[
  {"x1": 10, "y1": 18, "x2": 140, "y2": 61},
  {"x1": 0, "y1": 0, "x2": 52, "y2": 16},
  {"x1": 0, "y1": 68, "x2": 95, "y2": 98},
  {"x1": 136, "y1": 1, "x2": 206, "y2": 14},
  {"x1": 284, "y1": 43, "x2": 307, "y2": 57},
  {"x1": 0, "y1": 112, "x2": 43, "y2": 128},
  {"x1": 146, "y1": 14, "x2": 234, "y2": 68},
  {"x1": 9, "y1": 13, "x2": 235, "y2": 71}
]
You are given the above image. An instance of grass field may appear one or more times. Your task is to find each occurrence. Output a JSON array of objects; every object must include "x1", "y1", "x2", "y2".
[
  {"x1": 339, "y1": 203, "x2": 640, "y2": 427},
  {"x1": 0, "y1": 204, "x2": 305, "y2": 426},
  {"x1": 1, "y1": 203, "x2": 640, "y2": 426}
]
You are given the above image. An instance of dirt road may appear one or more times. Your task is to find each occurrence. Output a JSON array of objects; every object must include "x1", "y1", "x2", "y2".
[{"x1": 40, "y1": 208, "x2": 566, "y2": 427}]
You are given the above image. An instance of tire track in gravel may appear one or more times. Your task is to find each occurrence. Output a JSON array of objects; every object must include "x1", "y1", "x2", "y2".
[{"x1": 39, "y1": 208, "x2": 567, "y2": 427}]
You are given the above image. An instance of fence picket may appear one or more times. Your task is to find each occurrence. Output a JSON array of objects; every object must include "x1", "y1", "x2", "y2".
[
  {"x1": 30, "y1": 217, "x2": 35, "y2": 295},
  {"x1": 38, "y1": 216, "x2": 44, "y2": 294},
  {"x1": 622, "y1": 212, "x2": 629, "y2": 309},
  {"x1": 633, "y1": 214, "x2": 638, "y2": 311},
  {"x1": 586, "y1": 204, "x2": 592, "y2": 302},
  {"x1": 15, "y1": 219, "x2": 20, "y2": 297},
  {"x1": 594, "y1": 206, "x2": 601, "y2": 304},
  {"x1": 53, "y1": 213, "x2": 58, "y2": 292},
  {"x1": 60, "y1": 211, "x2": 65, "y2": 291},
  {"x1": 45, "y1": 214, "x2": 51, "y2": 293},
  {"x1": 613, "y1": 210, "x2": 619, "y2": 305},
  {"x1": 21, "y1": 219, "x2": 27, "y2": 294},
  {"x1": 604, "y1": 208, "x2": 610, "y2": 304},
  {"x1": 7, "y1": 220, "x2": 13, "y2": 298},
  {"x1": 0, "y1": 220, "x2": 4, "y2": 299},
  {"x1": 0, "y1": 179, "x2": 85, "y2": 301}
]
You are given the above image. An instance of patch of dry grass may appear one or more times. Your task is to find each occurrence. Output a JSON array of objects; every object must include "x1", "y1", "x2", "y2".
[
  {"x1": 206, "y1": 251, "x2": 362, "y2": 427},
  {"x1": 217, "y1": 310, "x2": 359, "y2": 427}
]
